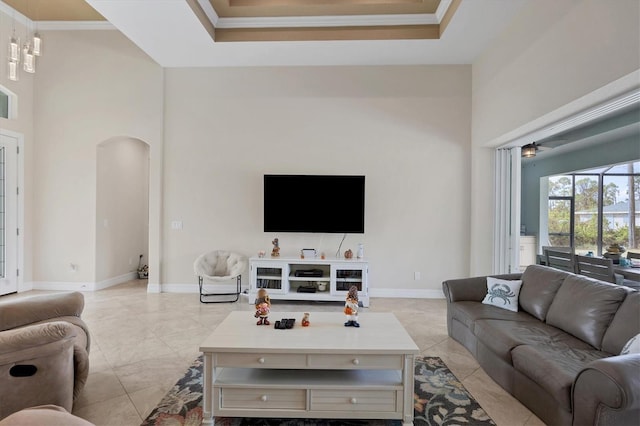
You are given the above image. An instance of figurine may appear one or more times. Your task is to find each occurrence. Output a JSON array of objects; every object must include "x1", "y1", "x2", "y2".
[
  {"x1": 344, "y1": 285, "x2": 360, "y2": 327},
  {"x1": 271, "y1": 238, "x2": 281, "y2": 257},
  {"x1": 254, "y1": 288, "x2": 271, "y2": 325},
  {"x1": 344, "y1": 249, "x2": 353, "y2": 259},
  {"x1": 302, "y1": 312, "x2": 310, "y2": 327}
]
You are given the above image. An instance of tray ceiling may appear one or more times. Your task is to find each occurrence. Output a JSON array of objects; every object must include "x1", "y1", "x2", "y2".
[{"x1": 0, "y1": 0, "x2": 530, "y2": 67}]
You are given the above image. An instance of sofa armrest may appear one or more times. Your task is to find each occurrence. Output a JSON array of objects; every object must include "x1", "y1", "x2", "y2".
[
  {"x1": 0, "y1": 292, "x2": 84, "y2": 332},
  {"x1": 0, "y1": 322, "x2": 76, "y2": 358},
  {"x1": 572, "y1": 354, "x2": 640, "y2": 426},
  {"x1": 442, "y1": 273, "x2": 522, "y2": 303}
]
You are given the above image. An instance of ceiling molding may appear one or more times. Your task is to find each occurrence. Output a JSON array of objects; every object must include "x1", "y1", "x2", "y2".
[
  {"x1": 197, "y1": 0, "x2": 219, "y2": 25},
  {"x1": 434, "y1": 0, "x2": 453, "y2": 21},
  {"x1": 216, "y1": 13, "x2": 439, "y2": 29},
  {"x1": 0, "y1": 0, "x2": 29, "y2": 25}
]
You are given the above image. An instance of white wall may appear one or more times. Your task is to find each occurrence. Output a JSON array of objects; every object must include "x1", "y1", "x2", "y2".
[
  {"x1": 96, "y1": 137, "x2": 149, "y2": 283},
  {"x1": 164, "y1": 66, "x2": 472, "y2": 294},
  {"x1": 0, "y1": 8, "x2": 34, "y2": 283},
  {"x1": 470, "y1": 0, "x2": 640, "y2": 275},
  {"x1": 32, "y1": 30, "x2": 163, "y2": 287}
]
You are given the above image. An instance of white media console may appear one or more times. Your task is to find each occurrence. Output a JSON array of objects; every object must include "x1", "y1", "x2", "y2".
[{"x1": 249, "y1": 257, "x2": 369, "y2": 307}]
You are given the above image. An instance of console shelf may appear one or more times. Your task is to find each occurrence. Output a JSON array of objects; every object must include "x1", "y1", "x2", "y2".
[{"x1": 249, "y1": 257, "x2": 369, "y2": 307}]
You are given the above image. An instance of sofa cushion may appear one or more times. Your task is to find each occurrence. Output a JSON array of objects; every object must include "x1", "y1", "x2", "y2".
[
  {"x1": 482, "y1": 277, "x2": 522, "y2": 312},
  {"x1": 519, "y1": 265, "x2": 567, "y2": 321},
  {"x1": 449, "y1": 301, "x2": 538, "y2": 332},
  {"x1": 474, "y1": 319, "x2": 595, "y2": 363},
  {"x1": 546, "y1": 274, "x2": 627, "y2": 349},
  {"x1": 511, "y1": 344, "x2": 609, "y2": 411},
  {"x1": 601, "y1": 290, "x2": 639, "y2": 355}
]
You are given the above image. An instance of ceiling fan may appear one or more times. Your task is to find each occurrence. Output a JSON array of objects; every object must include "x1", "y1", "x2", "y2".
[{"x1": 521, "y1": 139, "x2": 566, "y2": 158}]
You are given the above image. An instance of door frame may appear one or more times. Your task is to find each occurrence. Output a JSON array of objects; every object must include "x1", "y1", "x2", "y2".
[{"x1": 0, "y1": 128, "x2": 24, "y2": 294}]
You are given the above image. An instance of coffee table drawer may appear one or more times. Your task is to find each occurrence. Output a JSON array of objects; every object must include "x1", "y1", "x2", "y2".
[
  {"x1": 310, "y1": 389, "x2": 398, "y2": 412},
  {"x1": 307, "y1": 354, "x2": 402, "y2": 369},
  {"x1": 215, "y1": 353, "x2": 306, "y2": 368},
  {"x1": 221, "y1": 388, "x2": 306, "y2": 410}
]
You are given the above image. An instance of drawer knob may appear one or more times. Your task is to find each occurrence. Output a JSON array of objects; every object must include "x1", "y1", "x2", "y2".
[
  {"x1": 258, "y1": 357, "x2": 265, "y2": 364},
  {"x1": 352, "y1": 358, "x2": 360, "y2": 365},
  {"x1": 260, "y1": 395, "x2": 268, "y2": 402},
  {"x1": 350, "y1": 397, "x2": 357, "y2": 404}
]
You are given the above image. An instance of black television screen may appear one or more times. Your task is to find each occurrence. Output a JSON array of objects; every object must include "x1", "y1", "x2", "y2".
[{"x1": 264, "y1": 175, "x2": 365, "y2": 233}]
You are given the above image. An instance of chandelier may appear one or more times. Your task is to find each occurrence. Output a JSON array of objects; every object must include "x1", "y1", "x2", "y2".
[{"x1": 7, "y1": 20, "x2": 42, "y2": 82}]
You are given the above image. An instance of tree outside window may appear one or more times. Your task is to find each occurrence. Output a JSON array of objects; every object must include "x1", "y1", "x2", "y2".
[{"x1": 546, "y1": 161, "x2": 639, "y2": 255}]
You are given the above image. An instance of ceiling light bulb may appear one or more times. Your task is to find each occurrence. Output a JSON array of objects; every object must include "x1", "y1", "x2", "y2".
[
  {"x1": 521, "y1": 144, "x2": 537, "y2": 158},
  {"x1": 33, "y1": 33, "x2": 42, "y2": 56},
  {"x1": 9, "y1": 36, "x2": 20, "y2": 63},
  {"x1": 23, "y1": 44, "x2": 35, "y2": 73},
  {"x1": 8, "y1": 60, "x2": 18, "y2": 81}
]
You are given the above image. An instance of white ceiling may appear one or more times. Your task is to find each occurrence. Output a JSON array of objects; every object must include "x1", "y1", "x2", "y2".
[{"x1": 72, "y1": 0, "x2": 530, "y2": 67}]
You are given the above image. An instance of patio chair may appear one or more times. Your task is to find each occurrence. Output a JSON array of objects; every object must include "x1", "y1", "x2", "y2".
[
  {"x1": 626, "y1": 251, "x2": 640, "y2": 261},
  {"x1": 194, "y1": 250, "x2": 247, "y2": 303},
  {"x1": 544, "y1": 247, "x2": 576, "y2": 273},
  {"x1": 575, "y1": 255, "x2": 624, "y2": 285}
]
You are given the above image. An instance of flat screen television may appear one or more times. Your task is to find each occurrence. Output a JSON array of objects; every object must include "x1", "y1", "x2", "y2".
[{"x1": 264, "y1": 174, "x2": 365, "y2": 233}]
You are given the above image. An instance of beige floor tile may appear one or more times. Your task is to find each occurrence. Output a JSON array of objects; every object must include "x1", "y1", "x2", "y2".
[
  {"x1": 463, "y1": 368, "x2": 535, "y2": 426},
  {"x1": 113, "y1": 355, "x2": 188, "y2": 394},
  {"x1": 100, "y1": 336, "x2": 176, "y2": 368},
  {"x1": 72, "y1": 394, "x2": 142, "y2": 426},
  {"x1": 128, "y1": 385, "x2": 171, "y2": 420},
  {"x1": 74, "y1": 370, "x2": 127, "y2": 409}
]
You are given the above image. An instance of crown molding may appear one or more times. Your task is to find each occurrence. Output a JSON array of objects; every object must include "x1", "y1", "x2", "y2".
[
  {"x1": 0, "y1": 0, "x2": 29, "y2": 25},
  {"x1": 216, "y1": 13, "x2": 440, "y2": 29},
  {"x1": 197, "y1": 0, "x2": 219, "y2": 25},
  {"x1": 435, "y1": 0, "x2": 454, "y2": 21}
]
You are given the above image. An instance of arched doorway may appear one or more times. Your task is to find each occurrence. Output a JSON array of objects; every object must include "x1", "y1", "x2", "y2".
[{"x1": 96, "y1": 137, "x2": 150, "y2": 287}]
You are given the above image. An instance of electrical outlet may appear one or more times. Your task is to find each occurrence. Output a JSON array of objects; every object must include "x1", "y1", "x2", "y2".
[
  {"x1": 171, "y1": 220, "x2": 183, "y2": 230},
  {"x1": 414, "y1": 271, "x2": 421, "y2": 280}
]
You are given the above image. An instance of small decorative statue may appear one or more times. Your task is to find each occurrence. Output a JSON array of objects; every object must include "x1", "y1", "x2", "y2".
[
  {"x1": 302, "y1": 312, "x2": 310, "y2": 327},
  {"x1": 344, "y1": 285, "x2": 360, "y2": 327},
  {"x1": 271, "y1": 238, "x2": 281, "y2": 257},
  {"x1": 254, "y1": 288, "x2": 271, "y2": 325},
  {"x1": 344, "y1": 249, "x2": 353, "y2": 259}
]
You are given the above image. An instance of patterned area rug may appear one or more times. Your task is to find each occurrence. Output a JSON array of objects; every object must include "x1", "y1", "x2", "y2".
[{"x1": 141, "y1": 356, "x2": 494, "y2": 426}]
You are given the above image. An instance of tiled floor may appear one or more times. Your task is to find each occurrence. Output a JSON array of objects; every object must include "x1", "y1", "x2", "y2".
[{"x1": 10, "y1": 281, "x2": 545, "y2": 426}]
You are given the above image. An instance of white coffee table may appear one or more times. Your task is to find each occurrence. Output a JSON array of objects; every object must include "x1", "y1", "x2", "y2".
[{"x1": 199, "y1": 311, "x2": 419, "y2": 425}]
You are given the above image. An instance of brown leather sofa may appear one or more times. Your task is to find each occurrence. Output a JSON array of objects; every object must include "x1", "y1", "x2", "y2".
[
  {"x1": 443, "y1": 265, "x2": 640, "y2": 426},
  {"x1": 0, "y1": 292, "x2": 90, "y2": 420}
]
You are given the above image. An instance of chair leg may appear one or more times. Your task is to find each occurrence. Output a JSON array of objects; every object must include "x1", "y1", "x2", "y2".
[{"x1": 199, "y1": 275, "x2": 242, "y2": 303}]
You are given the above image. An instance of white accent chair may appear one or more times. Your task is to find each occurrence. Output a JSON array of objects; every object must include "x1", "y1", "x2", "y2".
[{"x1": 194, "y1": 251, "x2": 247, "y2": 303}]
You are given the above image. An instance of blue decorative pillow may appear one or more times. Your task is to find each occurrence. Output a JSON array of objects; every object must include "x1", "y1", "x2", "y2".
[{"x1": 482, "y1": 277, "x2": 523, "y2": 312}]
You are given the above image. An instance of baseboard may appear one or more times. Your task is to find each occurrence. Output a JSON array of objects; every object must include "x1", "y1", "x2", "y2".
[
  {"x1": 31, "y1": 281, "x2": 97, "y2": 291},
  {"x1": 95, "y1": 272, "x2": 138, "y2": 290},
  {"x1": 31, "y1": 271, "x2": 138, "y2": 292},
  {"x1": 369, "y1": 288, "x2": 445, "y2": 299}
]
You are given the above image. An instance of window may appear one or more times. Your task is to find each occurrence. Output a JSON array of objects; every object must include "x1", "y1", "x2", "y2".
[
  {"x1": 0, "y1": 91, "x2": 8, "y2": 119},
  {"x1": 545, "y1": 161, "x2": 639, "y2": 255},
  {"x1": 0, "y1": 85, "x2": 17, "y2": 119}
]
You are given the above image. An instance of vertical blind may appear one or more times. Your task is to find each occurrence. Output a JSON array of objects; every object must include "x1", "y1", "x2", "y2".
[{"x1": 493, "y1": 148, "x2": 521, "y2": 274}]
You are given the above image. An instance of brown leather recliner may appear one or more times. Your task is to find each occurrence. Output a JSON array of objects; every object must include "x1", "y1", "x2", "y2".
[{"x1": 0, "y1": 292, "x2": 90, "y2": 420}]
